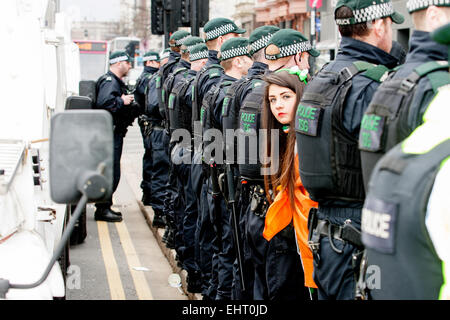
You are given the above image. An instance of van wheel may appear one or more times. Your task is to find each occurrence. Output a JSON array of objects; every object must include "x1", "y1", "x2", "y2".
[
  {"x1": 69, "y1": 204, "x2": 87, "y2": 245},
  {"x1": 55, "y1": 207, "x2": 71, "y2": 300}
]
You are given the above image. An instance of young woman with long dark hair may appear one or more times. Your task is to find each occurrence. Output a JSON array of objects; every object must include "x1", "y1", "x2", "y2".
[{"x1": 261, "y1": 68, "x2": 318, "y2": 299}]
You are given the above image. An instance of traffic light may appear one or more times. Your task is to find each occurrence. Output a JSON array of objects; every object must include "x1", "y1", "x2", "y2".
[
  {"x1": 163, "y1": 0, "x2": 180, "y2": 33},
  {"x1": 199, "y1": 0, "x2": 209, "y2": 27},
  {"x1": 180, "y1": 0, "x2": 190, "y2": 26},
  {"x1": 151, "y1": 0, "x2": 164, "y2": 35}
]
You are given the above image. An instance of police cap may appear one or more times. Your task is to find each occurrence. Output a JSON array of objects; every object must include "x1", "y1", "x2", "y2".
[
  {"x1": 203, "y1": 17, "x2": 246, "y2": 41},
  {"x1": 189, "y1": 43, "x2": 209, "y2": 61},
  {"x1": 109, "y1": 51, "x2": 133, "y2": 65},
  {"x1": 160, "y1": 48, "x2": 171, "y2": 60},
  {"x1": 219, "y1": 38, "x2": 251, "y2": 61},
  {"x1": 142, "y1": 51, "x2": 160, "y2": 62},
  {"x1": 182, "y1": 36, "x2": 205, "y2": 53},
  {"x1": 169, "y1": 30, "x2": 191, "y2": 47},
  {"x1": 335, "y1": 0, "x2": 404, "y2": 25},
  {"x1": 249, "y1": 25, "x2": 280, "y2": 55},
  {"x1": 265, "y1": 29, "x2": 320, "y2": 60}
]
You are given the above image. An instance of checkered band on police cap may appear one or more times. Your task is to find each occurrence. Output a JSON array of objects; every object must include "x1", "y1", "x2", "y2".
[
  {"x1": 336, "y1": 1, "x2": 395, "y2": 25},
  {"x1": 206, "y1": 23, "x2": 236, "y2": 41},
  {"x1": 251, "y1": 34, "x2": 275, "y2": 55},
  {"x1": 221, "y1": 45, "x2": 249, "y2": 61},
  {"x1": 171, "y1": 35, "x2": 191, "y2": 47},
  {"x1": 407, "y1": 0, "x2": 450, "y2": 13},
  {"x1": 109, "y1": 52, "x2": 130, "y2": 64},
  {"x1": 267, "y1": 41, "x2": 313, "y2": 60},
  {"x1": 190, "y1": 50, "x2": 209, "y2": 61}
]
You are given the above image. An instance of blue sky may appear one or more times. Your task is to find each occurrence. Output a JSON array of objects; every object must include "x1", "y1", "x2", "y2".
[{"x1": 61, "y1": 0, "x2": 121, "y2": 21}]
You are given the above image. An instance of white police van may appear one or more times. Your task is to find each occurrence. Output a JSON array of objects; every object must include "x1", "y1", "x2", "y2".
[{"x1": 0, "y1": 0, "x2": 83, "y2": 299}]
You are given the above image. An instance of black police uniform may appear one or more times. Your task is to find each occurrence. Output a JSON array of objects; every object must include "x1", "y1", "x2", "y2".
[
  {"x1": 144, "y1": 70, "x2": 170, "y2": 218},
  {"x1": 359, "y1": 31, "x2": 449, "y2": 189},
  {"x1": 169, "y1": 69, "x2": 202, "y2": 291},
  {"x1": 191, "y1": 50, "x2": 224, "y2": 298},
  {"x1": 296, "y1": 37, "x2": 399, "y2": 300},
  {"x1": 95, "y1": 70, "x2": 138, "y2": 211},
  {"x1": 202, "y1": 73, "x2": 237, "y2": 300},
  {"x1": 164, "y1": 59, "x2": 194, "y2": 271},
  {"x1": 222, "y1": 61, "x2": 268, "y2": 300},
  {"x1": 135, "y1": 66, "x2": 159, "y2": 202}
]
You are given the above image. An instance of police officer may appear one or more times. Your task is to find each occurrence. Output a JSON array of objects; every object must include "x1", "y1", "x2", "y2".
[
  {"x1": 135, "y1": 51, "x2": 161, "y2": 206},
  {"x1": 168, "y1": 43, "x2": 209, "y2": 293},
  {"x1": 94, "y1": 51, "x2": 137, "y2": 222},
  {"x1": 220, "y1": 25, "x2": 279, "y2": 300},
  {"x1": 158, "y1": 30, "x2": 191, "y2": 249},
  {"x1": 143, "y1": 54, "x2": 170, "y2": 229},
  {"x1": 360, "y1": 22, "x2": 450, "y2": 300},
  {"x1": 191, "y1": 17, "x2": 245, "y2": 300},
  {"x1": 295, "y1": 0, "x2": 404, "y2": 300},
  {"x1": 359, "y1": 0, "x2": 450, "y2": 189},
  {"x1": 162, "y1": 35, "x2": 203, "y2": 284},
  {"x1": 202, "y1": 37, "x2": 253, "y2": 300}
]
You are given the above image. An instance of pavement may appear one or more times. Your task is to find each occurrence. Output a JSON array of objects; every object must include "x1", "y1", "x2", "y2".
[{"x1": 121, "y1": 122, "x2": 203, "y2": 301}]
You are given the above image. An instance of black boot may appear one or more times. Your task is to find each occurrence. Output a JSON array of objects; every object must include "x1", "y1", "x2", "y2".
[
  {"x1": 152, "y1": 210, "x2": 166, "y2": 228},
  {"x1": 94, "y1": 206, "x2": 122, "y2": 223},
  {"x1": 187, "y1": 271, "x2": 203, "y2": 293},
  {"x1": 141, "y1": 193, "x2": 152, "y2": 206}
]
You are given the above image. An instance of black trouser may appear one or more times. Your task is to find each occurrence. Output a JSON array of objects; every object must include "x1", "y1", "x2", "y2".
[
  {"x1": 165, "y1": 142, "x2": 185, "y2": 256},
  {"x1": 205, "y1": 175, "x2": 234, "y2": 300},
  {"x1": 311, "y1": 207, "x2": 363, "y2": 300},
  {"x1": 191, "y1": 150, "x2": 215, "y2": 297},
  {"x1": 231, "y1": 183, "x2": 255, "y2": 301},
  {"x1": 148, "y1": 128, "x2": 170, "y2": 213},
  {"x1": 96, "y1": 130, "x2": 124, "y2": 209},
  {"x1": 244, "y1": 198, "x2": 269, "y2": 300},
  {"x1": 171, "y1": 144, "x2": 200, "y2": 274},
  {"x1": 139, "y1": 123, "x2": 152, "y2": 197}
]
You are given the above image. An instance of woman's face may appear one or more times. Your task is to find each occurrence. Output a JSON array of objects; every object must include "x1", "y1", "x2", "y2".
[{"x1": 268, "y1": 83, "x2": 297, "y2": 125}]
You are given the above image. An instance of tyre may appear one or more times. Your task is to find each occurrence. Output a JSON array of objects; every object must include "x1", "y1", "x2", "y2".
[{"x1": 69, "y1": 204, "x2": 87, "y2": 246}]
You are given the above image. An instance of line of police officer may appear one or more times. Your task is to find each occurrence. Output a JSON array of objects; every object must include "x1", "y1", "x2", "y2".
[{"x1": 94, "y1": 0, "x2": 450, "y2": 300}]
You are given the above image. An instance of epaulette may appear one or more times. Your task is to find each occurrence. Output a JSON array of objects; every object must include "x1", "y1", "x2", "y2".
[
  {"x1": 362, "y1": 65, "x2": 390, "y2": 83},
  {"x1": 209, "y1": 67, "x2": 222, "y2": 79}
]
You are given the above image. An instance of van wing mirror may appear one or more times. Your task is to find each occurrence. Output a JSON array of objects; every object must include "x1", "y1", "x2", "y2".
[{"x1": 49, "y1": 110, "x2": 113, "y2": 204}]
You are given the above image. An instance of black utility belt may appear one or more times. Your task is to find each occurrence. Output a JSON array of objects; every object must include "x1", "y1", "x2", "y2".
[
  {"x1": 313, "y1": 219, "x2": 363, "y2": 248},
  {"x1": 248, "y1": 184, "x2": 269, "y2": 218}
]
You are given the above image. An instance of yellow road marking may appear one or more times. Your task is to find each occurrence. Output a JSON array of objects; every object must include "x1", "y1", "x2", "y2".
[
  {"x1": 97, "y1": 221, "x2": 126, "y2": 300},
  {"x1": 115, "y1": 221, "x2": 154, "y2": 300}
]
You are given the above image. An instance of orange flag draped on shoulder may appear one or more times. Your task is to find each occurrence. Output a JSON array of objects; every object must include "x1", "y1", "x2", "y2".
[{"x1": 263, "y1": 155, "x2": 318, "y2": 288}]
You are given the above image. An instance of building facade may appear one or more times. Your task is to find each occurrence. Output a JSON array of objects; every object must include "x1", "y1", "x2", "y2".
[{"x1": 232, "y1": 0, "x2": 257, "y2": 36}]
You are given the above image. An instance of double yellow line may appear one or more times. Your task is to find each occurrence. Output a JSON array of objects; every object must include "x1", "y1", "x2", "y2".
[{"x1": 97, "y1": 221, "x2": 154, "y2": 300}]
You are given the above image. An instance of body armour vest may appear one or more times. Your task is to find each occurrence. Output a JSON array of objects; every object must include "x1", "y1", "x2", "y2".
[
  {"x1": 222, "y1": 76, "x2": 264, "y2": 165},
  {"x1": 361, "y1": 139, "x2": 450, "y2": 299},
  {"x1": 237, "y1": 82, "x2": 266, "y2": 180},
  {"x1": 156, "y1": 57, "x2": 180, "y2": 121},
  {"x1": 295, "y1": 61, "x2": 387, "y2": 203},
  {"x1": 162, "y1": 67, "x2": 188, "y2": 131},
  {"x1": 168, "y1": 75, "x2": 196, "y2": 136},
  {"x1": 359, "y1": 60, "x2": 450, "y2": 190},
  {"x1": 192, "y1": 64, "x2": 223, "y2": 136}
]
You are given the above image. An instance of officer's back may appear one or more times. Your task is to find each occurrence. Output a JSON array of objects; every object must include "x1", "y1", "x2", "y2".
[{"x1": 294, "y1": 0, "x2": 404, "y2": 300}]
